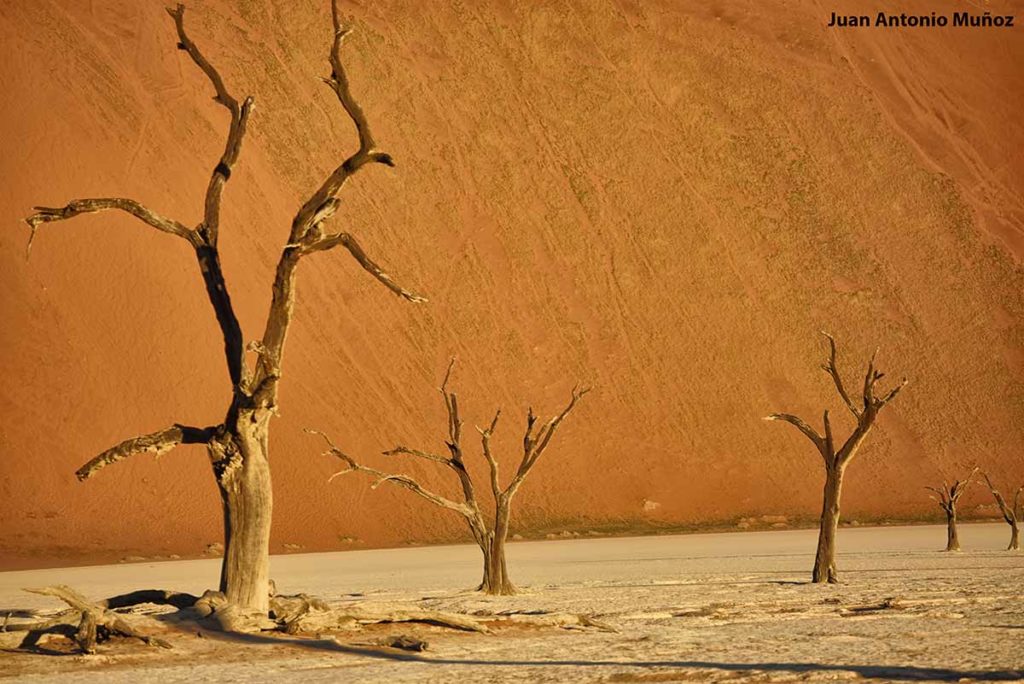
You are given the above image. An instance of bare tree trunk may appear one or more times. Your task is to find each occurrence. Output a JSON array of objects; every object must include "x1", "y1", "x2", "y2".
[
  {"x1": 813, "y1": 465, "x2": 843, "y2": 584},
  {"x1": 1009, "y1": 521, "x2": 1020, "y2": 551},
  {"x1": 209, "y1": 414, "x2": 273, "y2": 615},
  {"x1": 480, "y1": 498, "x2": 515, "y2": 595},
  {"x1": 945, "y1": 507, "x2": 960, "y2": 552}
]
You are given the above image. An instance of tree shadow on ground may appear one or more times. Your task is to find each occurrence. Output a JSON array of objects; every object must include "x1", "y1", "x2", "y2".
[
  {"x1": 202, "y1": 628, "x2": 1024, "y2": 682},
  {"x1": 6, "y1": 604, "x2": 1021, "y2": 681}
]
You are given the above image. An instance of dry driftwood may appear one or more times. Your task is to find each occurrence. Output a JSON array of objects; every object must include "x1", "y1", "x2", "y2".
[
  {"x1": 270, "y1": 594, "x2": 490, "y2": 634},
  {"x1": 378, "y1": 635, "x2": 429, "y2": 651},
  {"x1": 20, "y1": 0, "x2": 423, "y2": 619},
  {"x1": 6, "y1": 584, "x2": 616, "y2": 655},
  {"x1": 483, "y1": 609, "x2": 618, "y2": 633},
  {"x1": 765, "y1": 332, "x2": 907, "y2": 583},
  {"x1": 17, "y1": 586, "x2": 172, "y2": 654},
  {"x1": 840, "y1": 597, "x2": 904, "y2": 616},
  {"x1": 925, "y1": 467, "x2": 978, "y2": 552},
  {"x1": 312, "y1": 360, "x2": 589, "y2": 595}
]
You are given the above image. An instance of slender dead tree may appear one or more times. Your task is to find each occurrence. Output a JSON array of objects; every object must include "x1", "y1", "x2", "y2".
[
  {"x1": 765, "y1": 332, "x2": 908, "y2": 583},
  {"x1": 925, "y1": 466, "x2": 979, "y2": 552},
  {"x1": 20, "y1": 2, "x2": 423, "y2": 617},
  {"x1": 983, "y1": 473, "x2": 1022, "y2": 550},
  {"x1": 310, "y1": 361, "x2": 589, "y2": 595}
]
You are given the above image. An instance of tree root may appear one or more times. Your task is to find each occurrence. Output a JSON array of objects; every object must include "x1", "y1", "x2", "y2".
[
  {"x1": 479, "y1": 608, "x2": 619, "y2": 633},
  {"x1": 15, "y1": 586, "x2": 172, "y2": 653},
  {"x1": 5, "y1": 585, "x2": 617, "y2": 655},
  {"x1": 270, "y1": 593, "x2": 491, "y2": 634}
]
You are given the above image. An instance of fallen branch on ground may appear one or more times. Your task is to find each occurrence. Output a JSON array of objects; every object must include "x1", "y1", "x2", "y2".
[
  {"x1": 17, "y1": 586, "x2": 172, "y2": 653},
  {"x1": 840, "y1": 597, "x2": 904, "y2": 616}
]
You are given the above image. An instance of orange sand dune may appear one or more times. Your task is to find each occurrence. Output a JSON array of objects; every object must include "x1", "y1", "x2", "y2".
[{"x1": 1, "y1": 0, "x2": 1022, "y2": 569}]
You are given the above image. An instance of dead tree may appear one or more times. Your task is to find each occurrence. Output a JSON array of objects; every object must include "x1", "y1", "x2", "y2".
[
  {"x1": 19, "y1": 2, "x2": 422, "y2": 619},
  {"x1": 765, "y1": 332, "x2": 908, "y2": 583},
  {"x1": 925, "y1": 466, "x2": 978, "y2": 551},
  {"x1": 983, "y1": 474, "x2": 1022, "y2": 550},
  {"x1": 310, "y1": 361, "x2": 589, "y2": 595}
]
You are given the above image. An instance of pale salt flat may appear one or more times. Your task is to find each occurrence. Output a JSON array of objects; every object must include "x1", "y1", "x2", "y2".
[{"x1": 1, "y1": 523, "x2": 1022, "y2": 682}]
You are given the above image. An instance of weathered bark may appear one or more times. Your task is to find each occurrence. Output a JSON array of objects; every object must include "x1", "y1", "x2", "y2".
[
  {"x1": 984, "y1": 474, "x2": 1022, "y2": 551},
  {"x1": 210, "y1": 417, "x2": 274, "y2": 614},
  {"x1": 314, "y1": 361, "x2": 588, "y2": 596},
  {"x1": 21, "y1": 1, "x2": 422, "y2": 622},
  {"x1": 766, "y1": 332, "x2": 907, "y2": 584},
  {"x1": 18, "y1": 586, "x2": 172, "y2": 654},
  {"x1": 813, "y1": 465, "x2": 844, "y2": 583},
  {"x1": 926, "y1": 467, "x2": 977, "y2": 552},
  {"x1": 945, "y1": 509, "x2": 960, "y2": 551},
  {"x1": 480, "y1": 496, "x2": 515, "y2": 595}
]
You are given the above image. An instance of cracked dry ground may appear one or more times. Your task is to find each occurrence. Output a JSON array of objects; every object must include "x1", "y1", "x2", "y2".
[{"x1": 2, "y1": 529, "x2": 1022, "y2": 682}]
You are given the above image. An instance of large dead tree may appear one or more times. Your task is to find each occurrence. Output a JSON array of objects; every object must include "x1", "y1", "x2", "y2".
[
  {"x1": 311, "y1": 361, "x2": 589, "y2": 595},
  {"x1": 20, "y1": 2, "x2": 422, "y2": 619},
  {"x1": 983, "y1": 473, "x2": 1021, "y2": 551},
  {"x1": 926, "y1": 467, "x2": 978, "y2": 552},
  {"x1": 765, "y1": 332, "x2": 908, "y2": 583}
]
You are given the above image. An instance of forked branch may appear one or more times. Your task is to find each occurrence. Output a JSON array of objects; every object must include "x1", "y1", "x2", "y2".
[
  {"x1": 984, "y1": 473, "x2": 1022, "y2": 524},
  {"x1": 290, "y1": 0, "x2": 399, "y2": 243},
  {"x1": 926, "y1": 466, "x2": 979, "y2": 511},
  {"x1": 821, "y1": 332, "x2": 860, "y2": 418},
  {"x1": 765, "y1": 333, "x2": 907, "y2": 466},
  {"x1": 167, "y1": 3, "x2": 253, "y2": 245},
  {"x1": 510, "y1": 385, "x2": 591, "y2": 491},
  {"x1": 300, "y1": 231, "x2": 426, "y2": 302},
  {"x1": 307, "y1": 429, "x2": 472, "y2": 518},
  {"x1": 252, "y1": 0, "x2": 424, "y2": 389}
]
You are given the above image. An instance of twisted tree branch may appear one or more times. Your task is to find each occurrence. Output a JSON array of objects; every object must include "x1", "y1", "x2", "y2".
[
  {"x1": 382, "y1": 446, "x2": 450, "y2": 466},
  {"x1": 24, "y1": 199, "x2": 195, "y2": 256},
  {"x1": 302, "y1": 230, "x2": 426, "y2": 302},
  {"x1": 479, "y1": 410, "x2": 502, "y2": 499},
  {"x1": 763, "y1": 413, "x2": 826, "y2": 454},
  {"x1": 75, "y1": 424, "x2": 216, "y2": 481},
  {"x1": 290, "y1": 0, "x2": 397, "y2": 243},
  {"x1": 166, "y1": 3, "x2": 253, "y2": 246},
  {"x1": 820, "y1": 332, "x2": 860, "y2": 419},
  {"x1": 307, "y1": 429, "x2": 472, "y2": 518},
  {"x1": 984, "y1": 473, "x2": 1020, "y2": 525}
]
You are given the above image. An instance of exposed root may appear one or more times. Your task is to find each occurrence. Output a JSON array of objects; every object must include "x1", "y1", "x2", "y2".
[
  {"x1": 271, "y1": 593, "x2": 490, "y2": 634},
  {"x1": 480, "y1": 608, "x2": 619, "y2": 633},
  {"x1": 18, "y1": 586, "x2": 172, "y2": 654},
  {"x1": 7, "y1": 585, "x2": 613, "y2": 655},
  {"x1": 101, "y1": 589, "x2": 202, "y2": 610}
]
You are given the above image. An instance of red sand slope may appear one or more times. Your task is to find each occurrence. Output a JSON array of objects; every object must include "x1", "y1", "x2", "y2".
[{"x1": 1, "y1": 0, "x2": 1022, "y2": 568}]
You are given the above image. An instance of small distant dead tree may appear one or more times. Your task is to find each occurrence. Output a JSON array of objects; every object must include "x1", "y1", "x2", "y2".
[
  {"x1": 983, "y1": 473, "x2": 1021, "y2": 550},
  {"x1": 765, "y1": 332, "x2": 908, "y2": 583},
  {"x1": 310, "y1": 361, "x2": 589, "y2": 595},
  {"x1": 925, "y1": 466, "x2": 978, "y2": 551},
  {"x1": 19, "y1": 2, "x2": 423, "y2": 620}
]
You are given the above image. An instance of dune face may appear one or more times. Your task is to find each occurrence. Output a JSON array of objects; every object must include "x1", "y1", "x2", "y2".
[{"x1": 1, "y1": 0, "x2": 1022, "y2": 569}]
